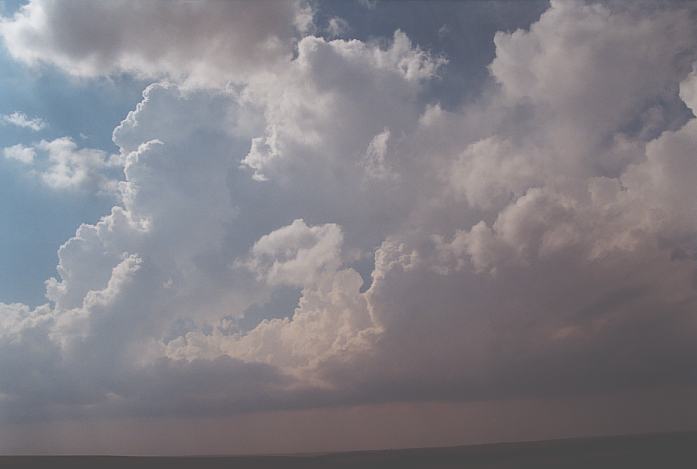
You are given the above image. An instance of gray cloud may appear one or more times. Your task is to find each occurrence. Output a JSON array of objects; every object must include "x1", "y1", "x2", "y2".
[{"x1": 0, "y1": 0, "x2": 312, "y2": 87}]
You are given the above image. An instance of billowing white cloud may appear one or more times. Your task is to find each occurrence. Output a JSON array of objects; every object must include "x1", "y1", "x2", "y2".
[
  {"x1": 1, "y1": 111, "x2": 46, "y2": 131},
  {"x1": 1, "y1": 0, "x2": 697, "y2": 426},
  {"x1": 240, "y1": 219, "x2": 344, "y2": 288},
  {"x1": 240, "y1": 30, "x2": 445, "y2": 182},
  {"x1": 449, "y1": 137, "x2": 540, "y2": 211}
]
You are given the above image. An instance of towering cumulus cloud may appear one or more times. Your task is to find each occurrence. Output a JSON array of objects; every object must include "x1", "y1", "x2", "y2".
[{"x1": 0, "y1": 0, "x2": 696, "y2": 428}]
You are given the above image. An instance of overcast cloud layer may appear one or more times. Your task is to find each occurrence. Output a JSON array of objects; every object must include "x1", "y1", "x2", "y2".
[{"x1": 1, "y1": 0, "x2": 697, "y2": 427}]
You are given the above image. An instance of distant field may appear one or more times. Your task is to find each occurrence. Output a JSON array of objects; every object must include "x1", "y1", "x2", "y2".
[{"x1": 2, "y1": 431, "x2": 696, "y2": 468}]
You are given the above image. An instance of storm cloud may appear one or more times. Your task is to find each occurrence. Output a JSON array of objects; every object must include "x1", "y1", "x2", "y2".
[{"x1": 0, "y1": 0, "x2": 696, "y2": 434}]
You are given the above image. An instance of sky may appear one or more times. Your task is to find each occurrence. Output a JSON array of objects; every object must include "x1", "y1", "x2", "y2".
[{"x1": 0, "y1": 0, "x2": 696, "y2": 456}]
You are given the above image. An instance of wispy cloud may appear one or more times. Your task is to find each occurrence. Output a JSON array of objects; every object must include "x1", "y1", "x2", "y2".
[
  {"x1": 2, "y1": 137, "x2": 121, "y2": 191},
  {"x1": 1, "y1": 111, "x2": 47, "y2": 131},
  {"x1": 2, "y1": 143, "x2": 36, "y2": 163}
]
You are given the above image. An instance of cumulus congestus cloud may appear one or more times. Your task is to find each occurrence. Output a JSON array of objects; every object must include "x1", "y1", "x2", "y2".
[{"x1": 1, "y1": 0, "x2": 697, "y2": 422}]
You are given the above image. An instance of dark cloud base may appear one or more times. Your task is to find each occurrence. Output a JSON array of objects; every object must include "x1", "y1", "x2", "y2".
[{"x1": 1, "y1": 432, "x2": 696, "y2": 468}]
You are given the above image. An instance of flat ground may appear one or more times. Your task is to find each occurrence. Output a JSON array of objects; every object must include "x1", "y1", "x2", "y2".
[{"x1": 2, "y1": 431, "x2": 696, "y2": 468}]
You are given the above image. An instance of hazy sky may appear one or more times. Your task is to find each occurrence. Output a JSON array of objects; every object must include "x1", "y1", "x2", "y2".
[{"x1": 1, "y1": 0, "x2": 697, "y2": 455}]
